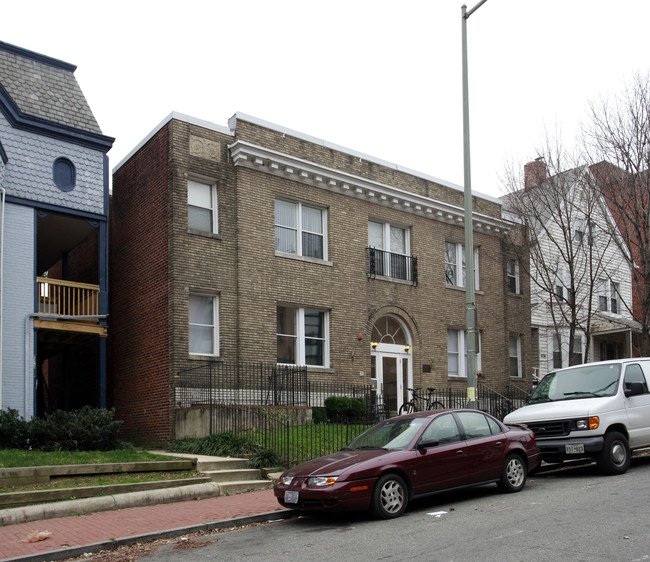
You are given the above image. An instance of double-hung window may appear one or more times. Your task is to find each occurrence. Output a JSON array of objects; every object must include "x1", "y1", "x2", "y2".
[
  {"x1": 188, "y1": 180, "x2": 218, "y2": 233},
  {"x1": 189, "y1": 294, "x2": 219, "y2": 356},
  {"x1": 506, "y1": 259, "x2": 520, "y2": 294},
  {"x1": 445, "y1": 242, "x2": 479, "y2": 289},
  {"x1": 598, "y1": 279, "x2": 620, "y2": 314},
  {"x1": 447, "y1": 329, "x2": 481, "y2": 378},
  {"x1": 368, "y1": 220, "x2": 411, "y2": 280},
  {"x1": 553, "y1": 333, "x2": 562, "y2": 369},
  {"x1": 509, "y1": 336, "x2": 522, "y2": 378},
  {"x1": 275, "y1": 200, "x2": 326, "y2": 260},
  {"x1": 277, "y1": 306, "x2": 329, "y2": 367}
]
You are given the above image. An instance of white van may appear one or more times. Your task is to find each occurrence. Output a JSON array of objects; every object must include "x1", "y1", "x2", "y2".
[{"x1": 503, "y1": 359, "x2": 650, "y2": 475}]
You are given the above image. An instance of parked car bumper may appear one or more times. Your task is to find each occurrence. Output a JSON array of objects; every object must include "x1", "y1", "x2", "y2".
[
  {"x1": 274, "y1": 477, "x2": 376, "y2": 512},
  {"x1": 536, "y1": 436, "x2": 604, "y2": 462}
]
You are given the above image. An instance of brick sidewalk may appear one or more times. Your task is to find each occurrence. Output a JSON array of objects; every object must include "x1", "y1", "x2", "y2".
[{"x1": 0, "y1": 489, "x2": 287, "y2": 561}]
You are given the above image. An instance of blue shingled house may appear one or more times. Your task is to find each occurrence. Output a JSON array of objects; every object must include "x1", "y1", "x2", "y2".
[{"x1": 0, "y1": 41, "x2": 114, "y2": 418}]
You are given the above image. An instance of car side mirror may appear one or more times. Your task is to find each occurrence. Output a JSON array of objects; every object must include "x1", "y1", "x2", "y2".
[
  {"x1": 625, "y1": 381, "x2": 646, "y2": 397},
  {"x1": 417, "y1": 438, "x2": 440, "y2": 450}
]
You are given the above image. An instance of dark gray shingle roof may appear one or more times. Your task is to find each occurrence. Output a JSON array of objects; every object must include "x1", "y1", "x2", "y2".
[{"x1": 0, "y1": 41, "x2": 102, "y2": 134}]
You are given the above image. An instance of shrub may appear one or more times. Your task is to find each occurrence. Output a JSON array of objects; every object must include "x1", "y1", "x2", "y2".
[
  {"x1": 169, "y1": 432, "x2": 261, "y2": 457},
  {"x1": 0, "y1": 408, "x2": 30, "y2": 448},
  {"x1": 324, "y1": 396, "x2": 366, "y2": 422},
  {"x1": 28, "y1": 407, "x2": 123, "y2": 451},
  {"x1": 248, "y1": 448, "x2": 282, "y2": 469},
  {"x1": 311, "y1": 407, "x2": 327, "y2": 424}
]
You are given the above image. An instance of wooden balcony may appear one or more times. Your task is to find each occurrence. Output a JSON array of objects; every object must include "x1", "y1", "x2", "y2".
[{"x1": 35, "y1": 277, "x2": 107, "y2": 337}]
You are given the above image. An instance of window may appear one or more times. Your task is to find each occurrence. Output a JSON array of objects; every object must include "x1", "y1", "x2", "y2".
[
  {"x1": 189, "y1": 294, "x2": 218, "y2": 356},
  {"x1": 368, "y1": 220, "x2": 412, "y2": 280},
  {"x1": 599, "y1": 280, "x2": 620, "y2": 314},
  {"x1": 447, "y1": 329, "x2": 481, "y2": 378},
  {"x1": 53, "y1": 157, "x2": 76, "y2": 191},
  {"x1": 554, "y1": 269, "x2": 571, "y2": 303},
  {"x1": 571, "y1": 335, "x2": 583, "y2": 366},
  {"x1": 553, "y1": 333, "x2": 562, "y2": 369},
  {"x1": 277, "y1": 306, "x2": 329, "y2": 367},
  {"x1": 420, "y1": 414, "x2": 461, "y2": 445},
  {"x1": 509, "y1": 336, "x2": 522, "y2": 378},
  {"x1": 275, "y1": 200, "x2": 326, "y2": 260},
  {"x1": 456, "y1": 411, "x2": 493, "y2": 439},
  {"x1": 506, "y1": 259, "x2": 520, "y2": 294},
  {"x1": 188, "y1": 180, "x2": 218, "y2": 233},
  {"x1": 445, "y1": 242, "x2": 479, "y2": 289},
  {"x1": 624, "y1": 364, "x2": 649, "y2": 394}
]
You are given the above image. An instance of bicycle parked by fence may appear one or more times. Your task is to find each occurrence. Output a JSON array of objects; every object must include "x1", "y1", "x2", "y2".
[{"x1": 398, "y1": 387, "x2": 446, "y2": 414}]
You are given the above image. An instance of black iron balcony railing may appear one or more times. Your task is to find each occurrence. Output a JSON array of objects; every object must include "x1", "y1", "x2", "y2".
[{"x1": 367, "y1": 247, "x2": 418, "y2": 286}]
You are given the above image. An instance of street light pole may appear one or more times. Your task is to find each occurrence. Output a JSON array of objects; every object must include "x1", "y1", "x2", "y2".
[{"x1": 462, "y1": 0, "x2": 487, "y2": 408}]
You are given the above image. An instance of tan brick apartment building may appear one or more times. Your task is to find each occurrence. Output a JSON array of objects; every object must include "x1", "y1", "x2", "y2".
[{"x1": 110, "y1": 112, "x2": 531, "y2": 446}]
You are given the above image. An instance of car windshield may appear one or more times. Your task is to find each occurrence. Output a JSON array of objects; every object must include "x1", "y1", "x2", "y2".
[
  {"x1": 343, "y1": 417, "x2": 428, "y2": 451},
  {"x1": 528, "y1": 363, "x2": 621, "y2": 404}
]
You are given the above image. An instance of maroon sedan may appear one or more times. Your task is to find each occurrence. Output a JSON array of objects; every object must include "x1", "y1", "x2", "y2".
[{"x1": 274, "y1": 409, "x2": 540, "y2": 519}]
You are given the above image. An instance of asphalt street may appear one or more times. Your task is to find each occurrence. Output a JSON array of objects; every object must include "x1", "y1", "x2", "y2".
[{"x1": 141, "y1": 456, "x2": 650, "y2": 562}]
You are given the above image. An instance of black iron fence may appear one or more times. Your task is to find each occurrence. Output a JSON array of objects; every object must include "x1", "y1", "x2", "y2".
[{"x1": 175, "y1": 361, "x2": 532, "y2": 466}]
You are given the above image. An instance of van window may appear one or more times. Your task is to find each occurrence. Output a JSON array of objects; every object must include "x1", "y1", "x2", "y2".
[{"x1": 624, "y1": 364, "x2": 649, "y2": 394}]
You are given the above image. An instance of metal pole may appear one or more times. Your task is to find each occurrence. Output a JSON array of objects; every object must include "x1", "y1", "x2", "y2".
[{"x1": 462, "y1": 1, "x2": 487, "y2": 408}]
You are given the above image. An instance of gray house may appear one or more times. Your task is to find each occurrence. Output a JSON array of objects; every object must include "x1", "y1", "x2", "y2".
[{"x1": 0, "y1": 41, "x2": 113, "y2": 418}]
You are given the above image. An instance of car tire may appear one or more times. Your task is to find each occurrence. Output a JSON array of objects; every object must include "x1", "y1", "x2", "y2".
[
  {"x1": 497, "y1": 454, "x2": 527, "y2": 493},
  {"x1": 597, "y1": 431, "x2": 630, "y2": 475},
  {"x1": 370, "y1": 473, "x2": 408, "y2": 519},
  {"x1": 398, "y1": 403, "x2": 415, "y2": 415}
]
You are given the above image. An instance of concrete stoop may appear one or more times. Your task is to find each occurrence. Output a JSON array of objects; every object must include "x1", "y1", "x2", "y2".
[{"x1": 0, "y1": 452, "x2": 276, "y2": 525}]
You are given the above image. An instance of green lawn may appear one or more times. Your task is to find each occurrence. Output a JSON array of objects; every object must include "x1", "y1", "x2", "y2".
[
  {"x1": 0, "y1": 448, "x2": 176, "y2": 469},
  {"x1": 250, "y1": 422, "x2": 371, "y2": 465}
]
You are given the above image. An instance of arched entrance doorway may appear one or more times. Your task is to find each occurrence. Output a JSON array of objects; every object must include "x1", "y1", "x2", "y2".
[{"x1": 370, "y1": 315, "x2": 413, "y2": 416}]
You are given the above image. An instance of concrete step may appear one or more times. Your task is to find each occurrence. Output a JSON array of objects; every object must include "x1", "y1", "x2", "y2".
[
  {"x1": 202, "y1": 468, "x2": 263, "y2": 483},
  {"x1": 196, "y1": 458, "x2": 249, "y2": 471},
  {"x1": 219, "y1": 480, "x2": 273, "y2": 495}
]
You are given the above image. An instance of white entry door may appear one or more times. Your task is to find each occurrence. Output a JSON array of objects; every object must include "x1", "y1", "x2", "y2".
[{"x1": 372, "y1": 345, "x2": 412, "y2": 416}]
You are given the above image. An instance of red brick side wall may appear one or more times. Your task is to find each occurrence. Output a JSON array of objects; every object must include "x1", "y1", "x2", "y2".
[{"x1": 110, "y1": 125, "x2": 171, "y2": 446}]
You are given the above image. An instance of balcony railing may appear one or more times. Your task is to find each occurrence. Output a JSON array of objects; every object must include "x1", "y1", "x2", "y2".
[
  {"x1": 37, "y1": 277, "x2": 100, "y2": 317},
  {"x1": 367, "y1": 247, "x2": 418, "y2": 286}
]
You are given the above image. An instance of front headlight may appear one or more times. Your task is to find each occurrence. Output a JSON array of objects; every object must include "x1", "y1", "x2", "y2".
[
  {"x1": 307, "y1": 476, "x2": 338, "y2": 487},
  {"x1": 575, "y1": 417, "x2": 599, "y2": 430},
  {"x1": 279, "y1": 476, "x2": 294, "y2": 485}
]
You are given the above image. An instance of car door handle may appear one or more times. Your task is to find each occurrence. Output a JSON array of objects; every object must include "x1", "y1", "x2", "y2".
[
  {"x1": 456, "y1": 450, "x2": 464, "y2": 455},
  {"x1": 495, "y1": 441, "x2": 503, "y2": 447}
]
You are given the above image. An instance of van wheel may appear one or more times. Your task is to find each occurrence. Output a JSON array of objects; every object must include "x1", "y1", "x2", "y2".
[{"x1": 597, "y1": 431, "x2": 630, "y2": 475}]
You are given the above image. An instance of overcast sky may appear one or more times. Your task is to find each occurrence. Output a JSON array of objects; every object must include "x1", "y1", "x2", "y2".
[{"x1": 2, "y1": 1, "x2": 649, "y2": 198}]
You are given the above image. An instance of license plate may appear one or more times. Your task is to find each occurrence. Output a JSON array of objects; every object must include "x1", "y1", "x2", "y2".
[
  {"x1": 565, "y1": 444, "x2": 585, "y2": 454},
  {"x1": 284, "y1": 490, "x2": 299, "y2": 504}
]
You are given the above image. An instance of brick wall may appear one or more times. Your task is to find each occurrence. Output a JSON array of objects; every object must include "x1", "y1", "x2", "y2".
[
  {"x1": 110, "y1": 125, "x2": 171, "y2": 446},
  {"x1": 111, "y1": 115, "x2": 532, "y2": 445}
]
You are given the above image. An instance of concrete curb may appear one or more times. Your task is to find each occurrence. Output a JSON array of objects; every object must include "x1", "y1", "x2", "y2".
[
  {"x1": 0, "y1": 482, "x2": 222, "y2": 526},
  {"x1": 3, "y1": 508, "x2": 297, "y2": 562}
]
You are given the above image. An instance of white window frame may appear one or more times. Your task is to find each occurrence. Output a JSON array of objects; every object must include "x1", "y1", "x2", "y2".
[
  {"x1": 275, "y1": 199, "x2": 327, "y2": 260},
  {"x1": 188, "y1": 179, "x2": 218, "y2": 233},
  {"x1": 447, "y1": 329, "x2": 482, "y2": 378},
  {"x1": 368, "y1": 220, "x2": 411, "y2": 279},
  {"x1": 599, "y1": 279, "x2": 620, "y2": 315},
  {"x1": 509, "y1": 335, "x2": 522, "y2": 378},
  {"x1": 189, "y1": 293, "x2": 219, "y2": 357},
  {"x1": 507, "y1": 259, "x2": 520, "y2": 294},
  {"x1": 445, "y1": 242, "x2": 479, "y2": 289},
  {"x1": 277, "y1": 306, "x2": 330, "y2": 367}
]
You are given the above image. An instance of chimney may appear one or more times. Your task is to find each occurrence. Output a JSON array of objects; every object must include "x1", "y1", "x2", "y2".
[{"x1": 524, "y1": 157, "x2": 547, "y2": 189}]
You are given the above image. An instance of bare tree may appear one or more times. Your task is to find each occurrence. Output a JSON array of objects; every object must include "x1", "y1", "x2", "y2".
[
  {"x1": 502, "y1": 137, "x2": 620, "y2": 369},
  {"x1": 583, "y1": 72, "x2": 650, "y2": 355}
]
